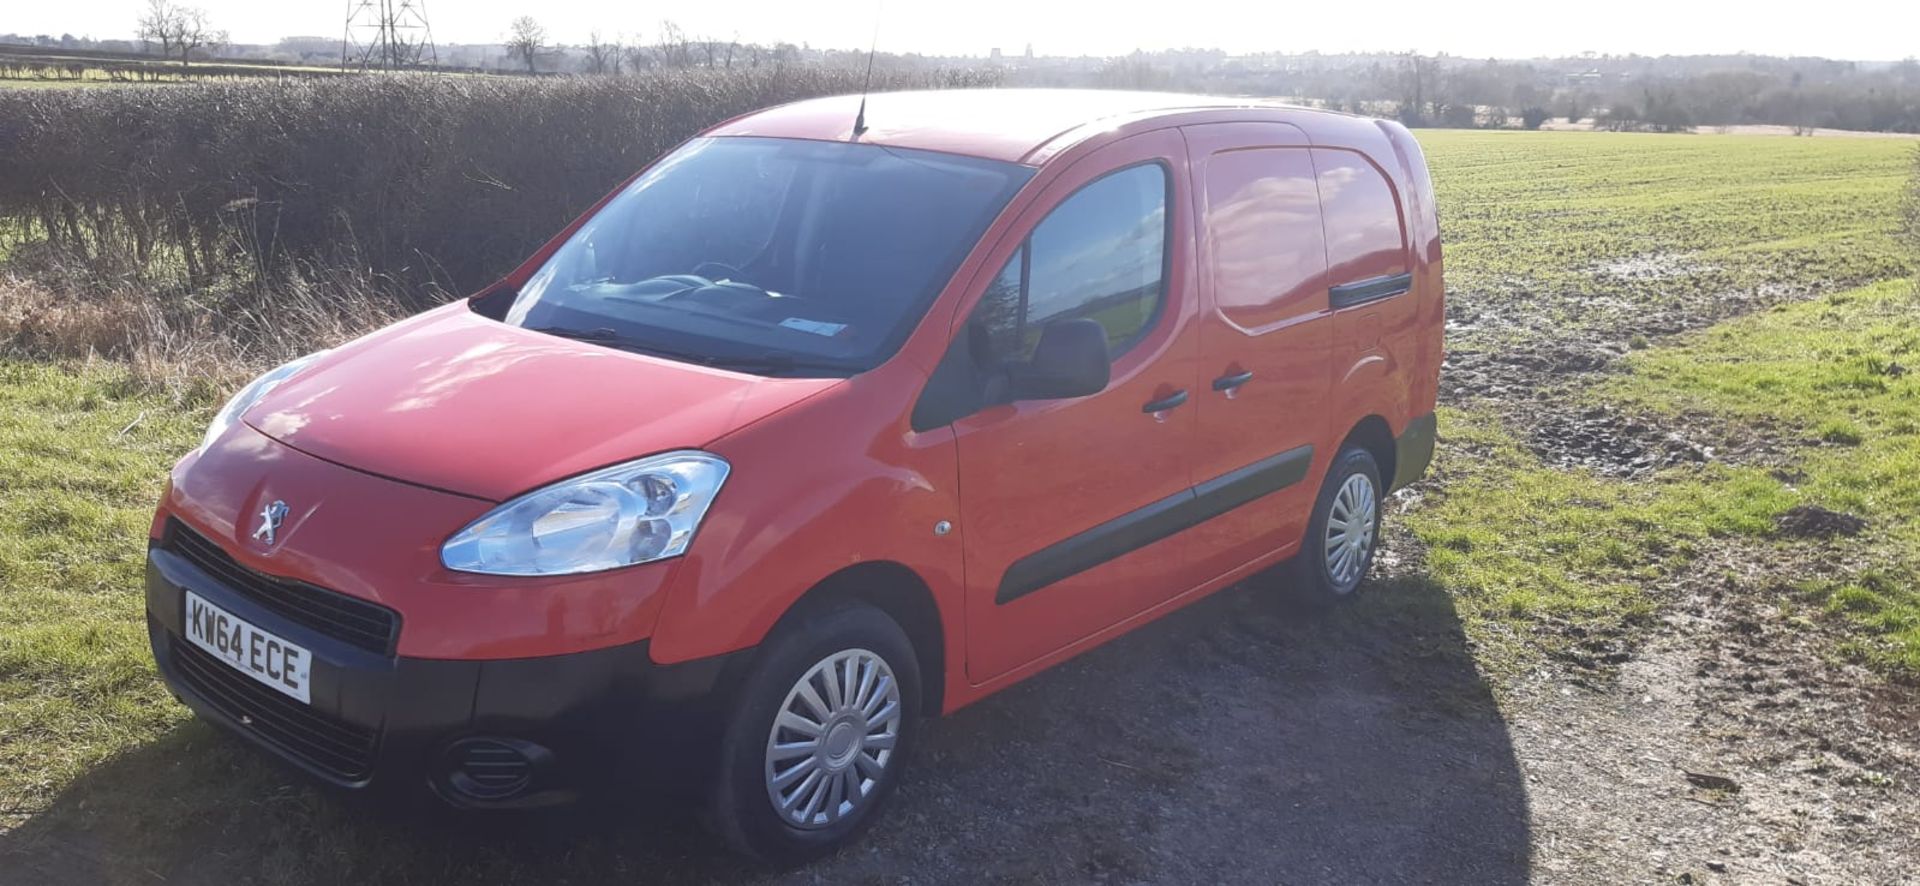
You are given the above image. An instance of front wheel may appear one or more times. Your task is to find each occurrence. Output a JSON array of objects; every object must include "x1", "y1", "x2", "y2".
[
  {"x1": 1288, "y1": 446, "x2": 1384, "y2": 602},
  {"x1": 707, "y1": 604, "x2": 921, "y2": 865}
]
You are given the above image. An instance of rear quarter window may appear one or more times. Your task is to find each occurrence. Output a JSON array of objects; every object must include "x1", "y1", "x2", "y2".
[{"x1": 1311, "y1": 149, "x2": 1409, "y2": 285}]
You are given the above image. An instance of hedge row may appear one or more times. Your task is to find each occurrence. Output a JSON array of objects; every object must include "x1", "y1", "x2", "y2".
[{"x1": 0, "y1": 67, "x2": 997, "y2": 303}]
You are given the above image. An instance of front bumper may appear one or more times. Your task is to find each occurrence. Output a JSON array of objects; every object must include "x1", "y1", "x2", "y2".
[{"x1": 146, "y1": 539, "x2": 744, "y2": 808}]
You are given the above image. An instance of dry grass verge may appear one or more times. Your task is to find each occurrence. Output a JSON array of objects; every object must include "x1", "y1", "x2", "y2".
[{"x1": 0, "y1": 271, "x2": 401, "y2": 392}]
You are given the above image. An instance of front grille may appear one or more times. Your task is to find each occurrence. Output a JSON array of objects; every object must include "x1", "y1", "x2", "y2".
[
  {"x1": 170, "y1": 639, "x2": 379, "y2": 782},
  {"x1": 164, "y1": 520, "x2": 399, "y2": 655}
]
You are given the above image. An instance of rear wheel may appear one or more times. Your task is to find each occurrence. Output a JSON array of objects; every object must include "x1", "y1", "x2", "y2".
[
  {"x1": 707, "y1": 605, "x2": 920, "y2": 865},
  {"x1": 1288, "y1": 446, "x2": 1384, "y2": 602}
]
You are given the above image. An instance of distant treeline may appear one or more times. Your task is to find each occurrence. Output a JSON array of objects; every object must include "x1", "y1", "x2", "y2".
[{"x1": 1023, "y1": 52, "x2": 1920, "y2": 133}]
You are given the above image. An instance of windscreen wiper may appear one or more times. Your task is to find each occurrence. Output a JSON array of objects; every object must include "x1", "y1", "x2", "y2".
[
  {"x1": 527, "y1": 326, "x2": 853, "y2": 376},
  {"x1": 704, "y1": 353, "x2": 860, "y2": 376},
  {"x1": 526, "y1": 325, "x2": 632, "y2": 344},
  {"x1": 527, "y1": 325, "x2": 702, "y2": 361}
]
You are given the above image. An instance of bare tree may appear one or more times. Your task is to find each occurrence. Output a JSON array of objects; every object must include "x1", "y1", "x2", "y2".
[
  {"x1": 655, "y1": 20, "x2": 692, "y2": 69},
  {"x1": 1396, "y1": 52, "x2": 1441, "y2": 125},
  {"x1": 582, "y1": 29, "x2": 623, "y2": 75},
  {"x1": 136, "y1": 0, "x2": 179, "y2": 61},
  {"x1": 136, "y1": 0, "x2": 226, "y2": 68},
  {"x1": 506, "y1": 15, "x2": 545, "y2": 74},
  {"x1": 621, "y1": 38, "x2": 652, "y2": 72}
]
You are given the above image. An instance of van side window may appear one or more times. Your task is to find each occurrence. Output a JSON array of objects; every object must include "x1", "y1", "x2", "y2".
[
  {"x1": 971, "y1": 164, "x2": 1169, "y2": 364},
  {"x1": 1203, "y1": 147, "x2": 1328, "y2": 331},
  {"x1": 1311, "y1": 149, "x2": 1409, "y2": 286}
]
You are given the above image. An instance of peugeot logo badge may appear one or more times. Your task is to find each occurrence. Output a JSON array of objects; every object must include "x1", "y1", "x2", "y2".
[{"x1": 253, "y1": 500, "x2": 289, "y2": 546}]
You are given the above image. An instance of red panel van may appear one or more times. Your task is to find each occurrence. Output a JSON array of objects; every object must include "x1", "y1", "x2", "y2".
[{"x1": 144, "y1": 90, "x2": 1442, "y2": 862}]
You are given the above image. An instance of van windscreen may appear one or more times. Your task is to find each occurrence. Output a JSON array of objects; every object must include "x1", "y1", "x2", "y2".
[{"x1": 502, "y1": 136, "x2": 1034, "y2": 375}]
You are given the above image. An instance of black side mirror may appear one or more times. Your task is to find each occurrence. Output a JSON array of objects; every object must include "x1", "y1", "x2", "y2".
[{"x1": 1007, "y1": 318, "x2": 1110, "y2": 401}]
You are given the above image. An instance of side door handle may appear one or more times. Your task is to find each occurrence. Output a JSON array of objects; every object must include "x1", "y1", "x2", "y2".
[
  {"x1": 1211, "y1": 370, "x2": 1254, "y2": 392},
  {"x1": 1141, "y1": 389, "x2": 1189, "y2": 415}
]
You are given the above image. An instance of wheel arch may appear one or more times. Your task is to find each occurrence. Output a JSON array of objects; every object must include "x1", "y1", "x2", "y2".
[
  {"x1": 770, "y1": 561, "x2": 947, "y2": 716},
  {"x1": 1338, "y1": 414, "x2": 1397, "y2": 490}
]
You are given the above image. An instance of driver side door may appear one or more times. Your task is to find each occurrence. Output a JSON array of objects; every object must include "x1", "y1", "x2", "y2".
[{"x1": 944, "y1": 131, "x2": 1205, "y2": 684}]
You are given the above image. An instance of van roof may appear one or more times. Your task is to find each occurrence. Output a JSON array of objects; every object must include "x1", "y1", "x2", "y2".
[{"x1": 704, "y1": 88, "x2": 1336, "y2": 166}]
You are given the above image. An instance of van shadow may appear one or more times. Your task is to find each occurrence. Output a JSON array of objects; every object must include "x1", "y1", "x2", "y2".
[{"x1": 1, "y1": 571, "x2": 1529, "y2": 885}]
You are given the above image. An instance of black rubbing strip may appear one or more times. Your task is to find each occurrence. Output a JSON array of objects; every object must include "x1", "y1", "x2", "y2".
[
  {"x1": 996, "y1": 488, "x2": 1197, "y2": 605},
  {"x1": 1190, "y1": 445, "x2": 1314, "y2": 518},
  {"x1": 1329, "y1": 272, "x2": 1413, "y2": 309},
  {"x1": 995, "y1": 445, "x2": 1314, "y2": 604}
]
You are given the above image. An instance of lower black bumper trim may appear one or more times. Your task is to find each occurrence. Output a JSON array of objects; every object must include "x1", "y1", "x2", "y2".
[
  {"x1": 147, "y1": 548, "x2": 750, "y2": 808},
  {"x1": 1392, "y1": 411, "x2": 1438, "y2": 491}
]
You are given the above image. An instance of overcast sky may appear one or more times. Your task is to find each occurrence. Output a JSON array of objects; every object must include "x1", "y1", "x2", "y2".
[{"x1": 8, "y1": 0, "x2": 1916, "y2": 60}]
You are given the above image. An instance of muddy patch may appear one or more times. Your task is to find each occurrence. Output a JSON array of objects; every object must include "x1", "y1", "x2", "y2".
[
  {"x1": 1440, "y1": 276, "x2": 1848, "y2": 406},
  {"x1": 1591, "y1": 252, "x2": 1719, "y2": 283},
  {"x1": 1441, "y1": 343, "x2": 1625, "y2": 401},
  {"x1": 1525, "y1": 405, "x2": 1717, "y2": 477},
  {"x1": 1500, "y1": 399, "x2": 1799, "y2": 479},
  {"x1": 1775, "y1": 505, "x2": 1868, "y2": 538}
]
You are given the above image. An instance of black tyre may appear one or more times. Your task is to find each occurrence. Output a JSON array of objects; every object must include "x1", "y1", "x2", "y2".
[
  {"x1": 1288, "y1": 445, "x2": 1384, "y2": 603},
  {"x1": 707, "y1": 604, "x2": 921, "y2": 865}
]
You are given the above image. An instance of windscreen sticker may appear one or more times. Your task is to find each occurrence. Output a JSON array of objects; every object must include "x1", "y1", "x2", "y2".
[{"x1": 779, "y1": 318, "x2": 850, "y2": 337}]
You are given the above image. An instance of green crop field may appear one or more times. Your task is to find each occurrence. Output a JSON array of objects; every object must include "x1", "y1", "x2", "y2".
[
  {"x1": 0, "y1": 78, "x2": 131, "y2": 90},
  {"x1": 0, "y1": 47, "x2": 348, "y2": 89},
  {"x1": 1431, "y1": 131, "x2": 1909, "y2": 290},
  {"x1": 0, "y1": 129, "x2": 1914, "y2": 882},
  {"x1": 1389, "y1": 131, "x2": 1919, "y2": 672},
  {"x1": 1425, "y1": 130, "x2": 1911, "y2": 347}
]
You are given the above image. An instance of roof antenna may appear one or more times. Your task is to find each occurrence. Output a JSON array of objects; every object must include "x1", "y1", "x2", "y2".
[{"x1": 852, "y1": 1, "x2": 882, "y2": 138}]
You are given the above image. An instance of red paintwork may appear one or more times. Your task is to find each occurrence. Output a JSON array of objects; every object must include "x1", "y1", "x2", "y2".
[
  {"x1": 155, "y1": 425, "x2": 679, "y2": 659},
  {"x1": 944, "y1": 129, "x2": 1210, "y2": 682},
  {"x1": 244, "y1": 302, "x2": 837, "y2": 501},
  {"x1": 705, "y1": 89, "x2": 1286, "y2": 166},
  {"x1": 1182, "y1": 123, "x2": 1331, "y2": 583},
  {"x1": 155, "y1": 90, "x2": 1443, "y2": 716}
]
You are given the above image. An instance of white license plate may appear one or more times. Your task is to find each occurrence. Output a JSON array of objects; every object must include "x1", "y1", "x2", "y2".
[{"x1": 183, "y1": 590, "x2": 312, "y2": 704}]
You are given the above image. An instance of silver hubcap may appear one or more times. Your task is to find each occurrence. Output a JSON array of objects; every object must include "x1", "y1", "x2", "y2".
[
  {"x1": 764, "y1": 648, "x2": 902, "y2": 829},
  {"x1": 1324, "y1": 472, "x2": 1377, "y2": 592}
]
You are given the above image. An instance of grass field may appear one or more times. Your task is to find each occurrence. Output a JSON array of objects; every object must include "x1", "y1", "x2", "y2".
[
  {"x1": 0, "y1": 68, "x2": 342, "y2": 89},
  {"x1": 0, "y1": 129, "x2": 1915, "y2": 882},
  {"x1": 0, "y1": 47, "x2": 346, "y2": 89},
  {"x1": 0, "y1": 79, "x2": 130, "y2": 90},
  {"x1": 1610, "y1": 279, "x2": 1920, "y2": 669},
  {"x1": 1409, "y1": 280, "x2": 1920, "y2": 671},
  {"x1": 1391, "y1": 130, "x2": 1917, "y2": 671},
  {"x1": 1428, "y1": 130, "x2": 1911, "y2": 344}
]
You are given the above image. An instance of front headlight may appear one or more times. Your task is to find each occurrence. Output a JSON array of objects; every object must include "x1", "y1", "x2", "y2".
[
  {"x1": 201, "y1": 352, "x2": 325, "y2": 450},
  {"x1": 440, "y1": 451, "x2": 730, "y2": 576}
]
